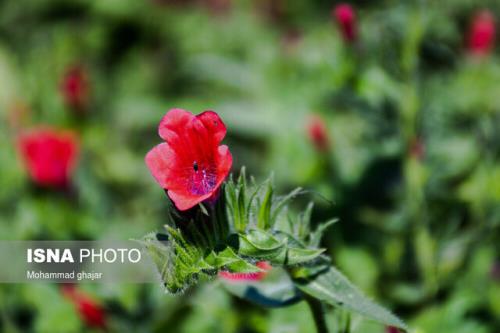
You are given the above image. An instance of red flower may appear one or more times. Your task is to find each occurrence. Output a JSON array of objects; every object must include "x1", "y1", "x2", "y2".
[
  {"x1": 18, "y1": 127, "x2": 79, "y2": 188},
  {"x1": 61, "y1": 285, "x2": 107, "y2": 329},
  {"x1": 467, "y1": 10, "x2": 496, "y2": 57},
  {"x1": 60, "y1": 66, "x2": 89, "y2": 111},
  {"x1": 219, "y1": 261, "x2": 272, "y2": 282},
  {"x1": 307, "y1": 115, "x2": 330, "y2": 152},
  {"x1": 386, "y1": 326, "x2": 400, "y2": 333},
  {"x1": 145, "y1": 108, "x2": 233, "y2": 211},
  {"x1": 333, "y1": 3, "x2": 357, "y2": 43}
]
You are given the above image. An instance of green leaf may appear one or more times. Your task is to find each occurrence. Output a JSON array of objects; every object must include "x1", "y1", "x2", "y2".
[
  {"x1": 138, "y1": 230, "x2": 209, "y2": 294},
  {"x1": 294, "y1": 266, "x2": 408, "y2": 331},
  {"x1": 238, "y1": 229, "x2": 287, "y2": 261},
  {"x1": 297, "y1": 202, "x2": 314, "y2": 239},
  {"x1": 271, "y1": 187, "x2": 303, "y2": 223},
  {"x1": 257, "y1": 180, "x2": 273, "y2": 229},
  {"x1": 286, "y1": 247, "x2": 326, "y2": 265},
  {"x1": 222, "y1": 267, "x2": 302, "y2": 308},
  {"x1": 205, "y1": 247, "x2": 260, "y2": 273},
  {"x1": 236, "y1": 168, "x2": 248, "y2": 231},
  {"x1": 237, "y1": 229, "x2": 325, "y2": 265},
  {"x1": 309, "y1": 218, "x2": 339, "y2": 247}
]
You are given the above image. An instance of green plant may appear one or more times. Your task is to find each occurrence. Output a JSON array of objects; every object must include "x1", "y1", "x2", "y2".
[{"x1": 140, "y1": 169, "x2": 408, "y2": 333}]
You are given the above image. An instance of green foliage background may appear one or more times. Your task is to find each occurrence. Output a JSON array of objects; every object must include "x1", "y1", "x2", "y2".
[{"x1": 0, "y1": 0, "x2": 499, "y2": 332}]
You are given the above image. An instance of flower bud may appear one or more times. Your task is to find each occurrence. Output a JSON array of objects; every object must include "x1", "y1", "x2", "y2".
[{"x1": 60, "y1": 65, "x2": 89, "y2": 112}]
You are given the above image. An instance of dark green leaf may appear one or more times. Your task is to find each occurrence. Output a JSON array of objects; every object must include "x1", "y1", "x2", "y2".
[{"x1": 295, "y1": 266, "x2": 408, "y2": 330}]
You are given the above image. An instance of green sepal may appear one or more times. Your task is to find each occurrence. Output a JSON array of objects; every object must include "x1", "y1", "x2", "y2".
[
  {"x1": 257, "y1": 180, "x2": 273, "y2": 229},
  {"x1": 237, "y1": 229, "x2": 287, "y2": 261},
  {"x1": 205, "y1": 246, "x2": 261, "y2": 273},
  {"x1": 237, "y1": 229, "x2": 325, "y2": 265},
  {"x1": 309, "y1": 218, "x2": 339, "y2": 247}
]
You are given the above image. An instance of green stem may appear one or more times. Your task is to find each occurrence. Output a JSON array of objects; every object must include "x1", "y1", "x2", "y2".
[{"x1": 304, "y1": 294, "x2": 329, "y2": 333}]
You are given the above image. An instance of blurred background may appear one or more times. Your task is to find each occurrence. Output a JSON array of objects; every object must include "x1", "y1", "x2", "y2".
[{"x1": 0, "y1": 0, "x2": 499, "y2": 332}]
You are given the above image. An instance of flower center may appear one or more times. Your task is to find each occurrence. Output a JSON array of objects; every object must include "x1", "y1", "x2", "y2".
[{"x1": 189, "y1": 161, "x2": 217, "y2": 195}]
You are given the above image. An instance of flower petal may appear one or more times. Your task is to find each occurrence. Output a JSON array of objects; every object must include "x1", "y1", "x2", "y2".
[
  {"x1": 196, "y1": 110, "x2": 227, "y2": 145},
  {"x1": 216, "y1": 145, "x2": 232, "y2": 183},
  {"x1": 167, "y1": 190, "x2": 214, "y2": 211},
  {"x1": 158, "y1": 108, "x2": 194, "y2": 142},
  {"x1": 145, "y1": 143, "x2": 178, "y2": 189},
  {"x1": 158, "y1": 109, "x2": 209, "y2": 163}
]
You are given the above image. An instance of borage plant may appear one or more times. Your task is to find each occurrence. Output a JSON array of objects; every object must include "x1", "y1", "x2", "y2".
[{"x1": 140, "y1": 109, "x2": 408, "y2": 333}]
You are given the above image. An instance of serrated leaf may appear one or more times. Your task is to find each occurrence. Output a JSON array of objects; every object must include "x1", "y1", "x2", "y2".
[{"x1": 295, "y1": 266, "x2": 408, "y2": 331}]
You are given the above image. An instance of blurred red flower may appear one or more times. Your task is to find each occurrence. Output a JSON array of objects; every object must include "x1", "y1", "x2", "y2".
[
  {"x1": 467, "y1": 10, "x2": 496, "y2": 57},
  {"x1": 219, "y1": 261, "x2": 272, "y2": 281},
  {"x1": 333, "y1": 3, "x2": 357, "y2": 43},
  {"x1": 60, "y1": 66, "x2": 89, "y2": 111},
  {"x1": 307, "y1": 115, "x2": 330, "y2": 152},
  {"x1": 61, "y1": 285, "x2": 107, "y2": 329},
  {"x1": 145, "y1": 108, "x2": 233, "y2": 211},
  {"x1": 18, "y1": 127, "x2": 79, "y2": 189}
]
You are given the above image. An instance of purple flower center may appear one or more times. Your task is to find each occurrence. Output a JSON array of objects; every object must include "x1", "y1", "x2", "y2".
[{"x1": 189, "y1": 161, "x2": 217, "y2": 195}]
